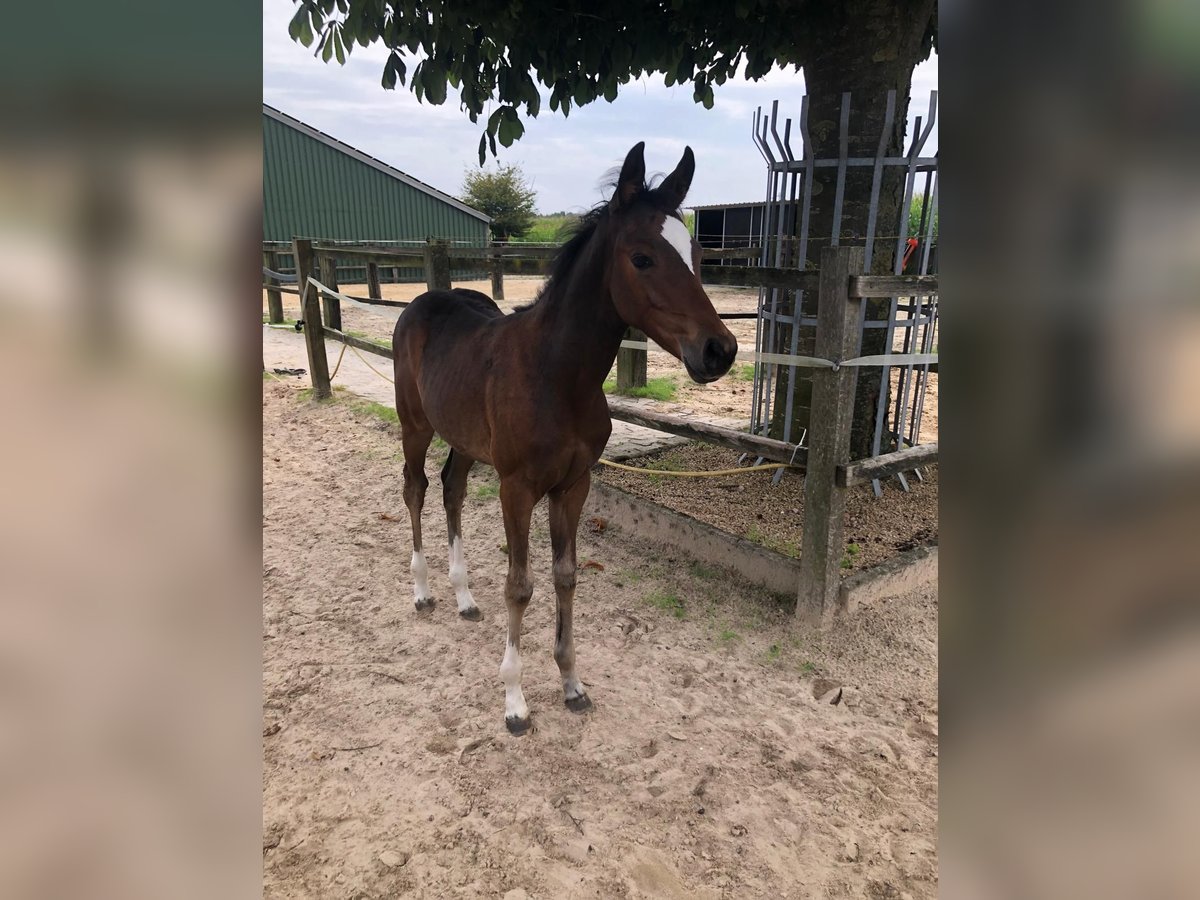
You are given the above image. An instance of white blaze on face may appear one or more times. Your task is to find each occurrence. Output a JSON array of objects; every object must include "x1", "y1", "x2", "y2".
[
  {"x1": 660, "y1": 216, "x2": 696, "y2": 274},
  {"x1": 411, "y1": 550, "x2": 430, "y2": 603}
]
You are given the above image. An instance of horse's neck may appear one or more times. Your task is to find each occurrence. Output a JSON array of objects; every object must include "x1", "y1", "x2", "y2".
[{"x1": 535, "y1": 238, "x2": 627, "y2": 386}]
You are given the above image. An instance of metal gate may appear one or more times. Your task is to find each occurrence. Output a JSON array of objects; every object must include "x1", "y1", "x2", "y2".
[{"x1": 750, "y1": 90, "x2": 938, "y2": 494}]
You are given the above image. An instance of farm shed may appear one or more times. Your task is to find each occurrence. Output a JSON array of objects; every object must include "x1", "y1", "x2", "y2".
[
  {"x1": 262, "y1": 104, "x2": 489, "y2": 245},
  {"x1": 691, "y1": 201, "x2": 768, "y2": 265}
]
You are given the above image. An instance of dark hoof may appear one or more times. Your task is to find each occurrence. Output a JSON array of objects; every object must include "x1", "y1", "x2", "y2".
[
  {"x1": 565, "y1": 693, "x2": 593, "y2": 714},
  {"x1": 459, "y1": 606, "x2": 484, "y2": 622},
  {"x1": 505, "y1": 715, "x2": 532, "y2": 736},
  {"x1": 414, "y1": 597, "x2": 436, "y2": 612}
]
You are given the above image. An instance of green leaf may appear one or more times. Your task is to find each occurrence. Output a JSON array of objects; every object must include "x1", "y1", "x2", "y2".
[
  {"x1": 288, "y1": 7, "x2": 308, "y2": 40},
  {"x1": 424, "y1": 62, "x2": 447, "y2": 104},
  {"x1": 478, "y1": 133, "x2": 487, "y2": 166},
  {"x1": 321, "y1": 32, "x2": 334, "y2": 63},
  {"x1": 381, "y1": 53, "x2": 398, "y2": 89},
  {"x1": 334, "y1": 29, "x2": 346, "y2": 65}
]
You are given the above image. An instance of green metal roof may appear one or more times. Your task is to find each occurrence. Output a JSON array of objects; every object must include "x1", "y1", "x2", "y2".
[{"x1": 263, "y1": 104, "x2": 489, "y2": 243}]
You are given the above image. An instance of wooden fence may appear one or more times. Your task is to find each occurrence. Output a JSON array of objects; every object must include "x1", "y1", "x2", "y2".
[{"x1": 273, "y1": 239, "x2": 937, "y2": 622}]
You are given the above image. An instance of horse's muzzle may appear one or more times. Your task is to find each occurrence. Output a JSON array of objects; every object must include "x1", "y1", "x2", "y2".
[{"x1": 683, "y1": 332, "x2": 738, "y2": 383}]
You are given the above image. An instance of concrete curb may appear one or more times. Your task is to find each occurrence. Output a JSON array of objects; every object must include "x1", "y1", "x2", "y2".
[{"x1": 584, "y1": 479, "x2": 937, "y2": 612}]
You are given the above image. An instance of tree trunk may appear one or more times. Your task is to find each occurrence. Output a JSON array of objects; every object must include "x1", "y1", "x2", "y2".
[{"x1": 769, "y1": 0, "x2": 936, "y2": 459}]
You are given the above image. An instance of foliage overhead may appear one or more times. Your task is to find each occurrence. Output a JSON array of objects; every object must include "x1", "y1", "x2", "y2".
[
  {"x1": 288, "y1": 1, "x2": 937, "y2": 164},
  {"x1": 460, "y1": 164, "x2": 538, "y2": 240}
]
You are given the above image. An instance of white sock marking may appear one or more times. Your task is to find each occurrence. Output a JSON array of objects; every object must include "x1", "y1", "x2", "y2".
[
  {"x1": 411, "y1": 550, "x2": 430, "y2": 603},
  {"x1": 562, "y1": 675, "x2": 585, "y2": 701},
  {"x1": 448, "y1": 536, "x2": 476, "y2": 612},
  {"x1": 660, "y1": 216, "x2": 695, "y2": 274},
  {"x1": 499, "y1": 642, "x2": 528, "y2": 722}
]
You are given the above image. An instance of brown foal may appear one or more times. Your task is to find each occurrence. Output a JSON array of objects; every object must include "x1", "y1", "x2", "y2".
[{"x1": 392, "y1": 143, "x2": 737, "y2": 734}]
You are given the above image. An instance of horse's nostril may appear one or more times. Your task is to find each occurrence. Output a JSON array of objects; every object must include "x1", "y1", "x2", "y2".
[{"x1": 703, "y1": 336, "x2": 735, "y2": 373}]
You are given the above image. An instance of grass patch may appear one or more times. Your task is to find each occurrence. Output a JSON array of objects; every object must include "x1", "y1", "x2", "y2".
[
  {"x1": 718, "y1": 628, "x2": 739, "y2": 643},
  {"x1": 601, "y1": 376, "x2": 678, "y2": 402},
  {"x1": 799, "y1": 660, "x2": 817, "y2": 674},
  {"x1": 689, "y1": 561, "x2": 719, "y2": 581},
  {"x1": 644, "y1": 452, "x2": 686, "y2": 484},
  {"x1": 840, "y1": 542, "x2": 861, "y2": 570},
  {"x1": 744, "y1": 523, "x2": 800, "y2": 559},
  {"x1": 348, "y1": 398, "x2": 399, "y2": 425},
  {"x1": 765, "y1": 643, "x2": 782, "y2": 663},
  {"x1": 262, "y1": 315, "x2": 299, "y2": 328},
  {"x1": 645, "y1": 589, "x2": 686, "y2": 618},
  {"x1": 474, "y1": 480, "x2": 500, "y2": 499},
  {"x1": 735, "y1": 363, "x2": 756, "y2": 382}
]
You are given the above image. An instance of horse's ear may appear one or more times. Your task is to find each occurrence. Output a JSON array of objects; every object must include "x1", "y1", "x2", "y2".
[
  {"x1": 655, "y1": 146, "x2": 695, "y2": 211},
  {"x1": 612, "y1": 142, "x2": 646, "y2": 209}
]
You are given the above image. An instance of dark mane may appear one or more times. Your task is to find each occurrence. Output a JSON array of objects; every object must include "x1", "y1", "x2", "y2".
[{"x1": 514, "y1": 180, "x2": 680, "y2": 312}]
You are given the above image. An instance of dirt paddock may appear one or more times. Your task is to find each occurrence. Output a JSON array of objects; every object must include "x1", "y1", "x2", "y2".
[{"x1": 262, "y1": 382, "x2": 938, "y2": 899}]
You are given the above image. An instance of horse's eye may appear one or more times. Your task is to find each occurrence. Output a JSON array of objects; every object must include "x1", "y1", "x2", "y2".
[{"x1": 632, "y1": 254, "x2": 654, "y2": 270}]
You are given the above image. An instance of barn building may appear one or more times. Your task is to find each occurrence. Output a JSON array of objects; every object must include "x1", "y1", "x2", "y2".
[
  {"x1": 262, "y1": 104, "x2": 489, "y2": 245},
  {"x1": 690, "y1": 201, "x2": 768, "y2": 265}
]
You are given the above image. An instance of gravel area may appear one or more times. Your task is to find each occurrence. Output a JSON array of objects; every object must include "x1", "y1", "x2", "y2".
[{"x1": 595, "y1": 443, "x2": 938, "y2": 573}]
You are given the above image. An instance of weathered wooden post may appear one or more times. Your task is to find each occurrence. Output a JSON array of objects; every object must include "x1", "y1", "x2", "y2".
[
  {"x1": 293, "y1": 238, "x2": 331, "y2": 400},
  {"x1": 263, "y1": 249, "x2": 284, "y2": 324},
  {"x1": 424, "y1": 239, "x2": 452, "y2": 292},
  {"x1": 796, "y1": 245, "x2": 864, "y2": 622},
  {"x1": 489, "y1": 244, "x2": 506, "y2": 302},
  {"x1": 366, "y1": 261, "x2": 382, "y2": 299},
  {"x1": 616, "y1": 328, "x2": 648, "y2": 391},
  {"x1": 317, "y1": 252, "x2": 342, "y2": 331}
]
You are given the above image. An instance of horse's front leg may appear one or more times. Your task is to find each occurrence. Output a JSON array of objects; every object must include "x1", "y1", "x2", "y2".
[
  {"x1": 498, "y1": 478, "x2": 537, "y2": 734},
  {"x1": 548, "y1": 471, "x2": 592, "y2": 712}
]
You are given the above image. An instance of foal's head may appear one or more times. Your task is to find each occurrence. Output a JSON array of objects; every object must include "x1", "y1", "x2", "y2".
[{"x1": 605, "y1": 143, "x2": 738, "y2": 383}]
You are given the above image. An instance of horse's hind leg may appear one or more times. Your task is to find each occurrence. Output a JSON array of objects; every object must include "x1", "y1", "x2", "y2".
[
  {"x1": 549, "y1": 472, "x2": 593, "y2": 712},
  {"x1": 401, "y1": 425, "x2": 435, "y2": 611},
  {"x1": 441, "y1": 449, "x2": 481, "y2": 621}
]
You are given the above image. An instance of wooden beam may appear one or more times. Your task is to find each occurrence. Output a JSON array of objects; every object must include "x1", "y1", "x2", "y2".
[
  {"x1": 836, "y1": 443, "x2": 938, "y2": 487},
  {"x1": 699, "y1": 265, "x2": 820, "y2": 291},
  {"x1": 322, "y1": 328, "x2": 393, "y2": 359},
  {"x1": 489, "y1": 246, "x2": 506, "y2": 302},
  {"x1": 263, "y1": 250, "x2": 284, "y2": 324},
  {"x1": 424, "y1": 240, "x2": 452, "y2": 291},
  {"x1": 700, "y1": 246, "x2": 763, "y2": 259},
  {"x1": 294, "y1": 238, "x2": 331, "y2": 400},
  {"x1": 366, "y1": 262, "x2": 382, "y2": 299},
  {"x1": 796, "y1": 246, "x2": 864, "y2": 622},
  {"x1": 616, "y1": 328, "x2": 647, "y2": 390},
  {"x1": 312, "y1": 243, "x2": 425, "y2": 259},
  {"x1": 317, "y1": 253, "x2": 341, "y2": 331},
  {"x1": 849, "y1": 274, "x2": 938, "y2": 297},
  {"x1": 606, "y1": 397, "x2": 806, "y2": 468}
]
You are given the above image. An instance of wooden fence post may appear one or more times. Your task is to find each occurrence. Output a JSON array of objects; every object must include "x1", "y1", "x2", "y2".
[
  {"x1": 367, "y1": 262, "x2": 382, "y2": 299},
  {"x1": 317, "y1": 252, "x2": 342, "y2": 331},
  {"x1": 424, "y1": 239, "x2": 452, "y2": 291},
  {"x1": 489, "y1": 244, "x2": 506, "y2": 302},
  {"x1": 796, "y1": 245, "x2": 864, "y2": 622},
  {"x1": 263, "y1": 250, "x2": 284, "y2": 324},
  {"x1": 617, "y1": 327, "x2": 648, "y2": 391},
  {"x1": 293, "y1": 238, "x2": 331, "y2": 400}
]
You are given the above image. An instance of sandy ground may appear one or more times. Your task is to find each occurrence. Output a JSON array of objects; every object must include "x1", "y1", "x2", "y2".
[
  {"x1": 262, "y1": 381, "x2": 938, "y2": 899},
  {"x1": 263, "y1": 276, "x2": 937, "y2": 437}
]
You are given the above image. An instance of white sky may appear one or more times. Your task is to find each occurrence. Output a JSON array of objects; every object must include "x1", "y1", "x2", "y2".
[{"x1": 263, "y1": 0, "x2": 938, "y2": 214}]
